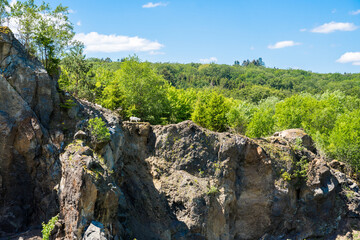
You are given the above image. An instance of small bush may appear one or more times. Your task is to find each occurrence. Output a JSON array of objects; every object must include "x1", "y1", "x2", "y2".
[
  {"x1": 87, "y1": 117, "x2": 111, "y2": 143},
  {"x1": 281, "y1": 157, "x2": 309, "y2": 183},
  {"x1": 207, "y1": 186, "x2": 219, "y2": 195},
  {"x1": 42, "y1": 215, "x2": 58, "y2": 240},
  {"x1": 60, "y1": 99, "x2": 76, "y2": 109}
]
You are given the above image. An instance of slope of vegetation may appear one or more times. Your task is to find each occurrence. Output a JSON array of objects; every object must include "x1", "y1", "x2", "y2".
[{"x1": 59, "y1": 56, "x2": 360, "y2": 171}]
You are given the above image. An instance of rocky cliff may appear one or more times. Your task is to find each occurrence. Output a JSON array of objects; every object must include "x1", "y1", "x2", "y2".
[
  {"x1": 0, "y1": 26, "x2": 62, "y2": 235},
  {"x1": 1, "y1": 28, "x2": 360, "y2": 240}
]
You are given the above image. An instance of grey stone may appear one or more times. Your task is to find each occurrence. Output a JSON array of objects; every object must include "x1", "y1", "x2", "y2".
[{"x1": 82, "y1": 221, "x2": 107, "y2": 240}]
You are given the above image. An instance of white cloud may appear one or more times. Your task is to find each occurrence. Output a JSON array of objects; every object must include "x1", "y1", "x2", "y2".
[
  {"x1": 142, "y1": 2, "x2": 168, "y2": 8},
  {"x1": 76, "y1": 21, "x2": 81, "y2": 26},
  {"x1": 68, "y1": 9, "x2": 76, "y2": 14},
  {"x1": 350, "y1": 9, "x2": 360, "y2": 15},
  {"x1": 199, "y1": 57, "x2": 218, "y2": 64},
  {"x1": 300, "y1": 28, "x2": 307, "y2": 32},
  {"x1": 4, "y1": 0, "x2": 16, "y2": 13},
  {"x1": 149, "y1": 51, "x2": 165, "y2": 55},
  {"x1": 311, "y1": 22, "x2": 358, "y2": 33},
  {"x1": 74, "y1": 32, "x2": 164, "y2": 53},
  {"x1": 268, "y1": 41, "x2": 301, "y2": 49},
  {"x1": 336, "y1": 52, "x2": 360, "y2": 65}
]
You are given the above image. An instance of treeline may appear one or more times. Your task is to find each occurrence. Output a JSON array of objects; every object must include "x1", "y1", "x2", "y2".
[
  {"x1": 86, "y1": 59, "x2": 360, "y2": 103},
  {"x1": 59, "y1": 56, "x2": 360, "y2": 170}
]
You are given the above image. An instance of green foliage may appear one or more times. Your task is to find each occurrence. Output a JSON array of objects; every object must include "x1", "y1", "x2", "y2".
[
  {"x1": 99, "y1": 56, "x2": 170, "y2": 124},
  {"x1": 10, "y1": 0, "x2": 74, "y2": 77},
  {"x1": 293, "y1": 156, "x2": 309, "y2": 180},
  {"x1": 42, "y1": 215, "x2": 58, "y2": 240},
  {"x1": 281, "y1": 157, "x2": 309, "y2": 182},
  {"x1": 274, "y1": 94, "x2": 316, "y2": 130},
  {"x1": 167, "y1": 87, "x2": 197, "y2": 123},
  {"x1": 87, "y1": 117, "x2": 110, "y2": 143},
  {"x1": 246, "y1": 108, "x2": 275, "y2": 138},
  {"x1": 0, "y1": 0, "x2": 9, "y2": 25},
  {"x1": 60, "y1": 99, "x2": 76, "y2": 109},
  {"x1": 151, "y1": 62, "x2": 360, "y2": 101},
  {"x1": 192, "y1": 91, "x2": 230, "y2": 131},
  {"x1": 227, "y1": 100, "x2": 256, "y2": 134},
  {"x1": 198, "y1": 169, "x2": 204, "y2": 177},
  {"x1": 245, "y1": 97, "x2": 279, "y2": 138},
  {"x1": 207, "y1": 186, "x2": 219, "y2": 195},
  {"x1": 328, "y1": 110, "x2": 360, "y2": 170},
  {"x1": 281, "y1": 171, "x2": 292, "y2": 182},
  {"x1": 59, "y1": 41, "x2": 93, "y2": 98}
]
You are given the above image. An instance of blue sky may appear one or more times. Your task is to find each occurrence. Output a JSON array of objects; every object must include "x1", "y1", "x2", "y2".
[{"x1": 36, "y1": 0, "x2": 360, "y2": 73}]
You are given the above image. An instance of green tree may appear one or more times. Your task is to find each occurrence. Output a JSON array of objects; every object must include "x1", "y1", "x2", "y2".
[
  {"x1": 10, "y1": 0, "x2": 43, "y2": 54},
  {"x1": 10, "y1": 0, "x2": 74, "y2": 76},
  {"x1": 0, "y1": 0, "x2": 9, "y2": 25},
  {"x1": 246, "y1": 97, "x2": 278, "y2": 138},
  {"x1": 206, "y1": 92, "x2": 229, "y2": 131},
  {"x1": 60, "y1": 41, "x2": 93, "y2": 98},
  {"x1": 167, "y1": 87, "x2": 196, "y2": 123},
  {"x1": 192, "y1": 91, "x2": 229, "y2": 132},
  {"x1": 246, "y1": 108, "x2": 275, "y2": 138},
  {"x1": 328, "y1": 110, "x2": 360, "y2": 170},
  {"x1": 87, "y1": 117, "x2": 111, "y2": 143},
  {"x1": 274, "y1": 94, "x2": 316, "y2": 130},
  {"x1": 100, "y1": 56, "x2": 170, "y2": 124},
  {"x1": 227, "y1": 100, "x2": 256, "y2": 134},
  {"x1": 192, "y1": 93, "x2": 209, "y2": 127}
]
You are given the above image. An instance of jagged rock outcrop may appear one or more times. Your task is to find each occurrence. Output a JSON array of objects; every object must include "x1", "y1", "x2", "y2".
[
  {"x1": 1, "y1": 27, "x2": 360, "y2": 240},
  {"x1": 0, "y1": 27, "x2": 62, "y2": 236},
  {"x1": 58, "y1": 110, "x2": 360, "y2": 239}
]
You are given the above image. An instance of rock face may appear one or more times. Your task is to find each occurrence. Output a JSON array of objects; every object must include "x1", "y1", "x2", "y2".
[
  {"x1": 0, "y1": 27, "x2": 61, "y2": 236},
  {"x1": 1, "y1": 28, "x2": 360, "y2": 240},
  {"x1": 57, "y1": 114, "x2": 360, "y2": 240}
]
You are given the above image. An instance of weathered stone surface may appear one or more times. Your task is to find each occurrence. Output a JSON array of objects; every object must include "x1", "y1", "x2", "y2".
[
  {"x1": 0, "y1": 27, "x2": 59, "y2": 127},
  {"x1": 83, "y1": 221, "x2": 107, "y2": 240},
  {"x1": 58, "y1": 105, "x2": 124, "y2": 240},
  {"x1": 0, "y1": 27, "x2": 61, "y2": 236},
  {"x1": 274, "y1": 128, "x2": 316, "y2": 153}
]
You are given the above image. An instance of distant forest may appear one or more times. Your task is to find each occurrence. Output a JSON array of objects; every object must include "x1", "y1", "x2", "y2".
[{"x1": 87, "y1": 57, "x2": 360, "y2": 102}]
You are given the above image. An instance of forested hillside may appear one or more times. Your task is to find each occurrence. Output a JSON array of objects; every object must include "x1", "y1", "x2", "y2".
[
  {"x1": 84, "y1": 58, "x2": 360, "y2": 101},
  {"x1": 59, "y1": 56, "x2": 360, "y2": 171}
]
